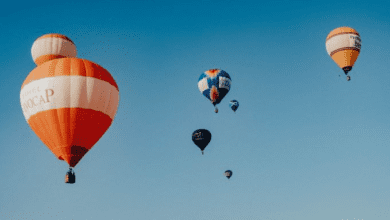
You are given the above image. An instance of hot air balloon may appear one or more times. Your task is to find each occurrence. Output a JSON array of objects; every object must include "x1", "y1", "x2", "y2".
[
  {"x1": 20, "y1": 34, "x2": 120, "y2": 184},
  {"x1": 326, "y1": 27, "x2": 361, "y2": 81},
  {"x1": 192, "y1": 129, "x2": 211, "y2": 155},
  {"x1": 229, "y1": 100, "x2": 239, "y2": 112},
  {"x1": 198, "y1": 69, "x2": 231, "y2": 113},
  {"x1": 224, "y1": 170, "x2": 232, "y2": 179}
]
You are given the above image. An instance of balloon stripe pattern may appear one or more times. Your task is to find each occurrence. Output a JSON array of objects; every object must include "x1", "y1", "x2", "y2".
[
  {"x1": 198, "y1": 69, "x2": 231, "y2": 106},
  {"x1": 326, "y1": 27, "x2": 361, "y2": 73},
  {"x1": 20, "y1": 58, "x2": 119, "y2": 167}
]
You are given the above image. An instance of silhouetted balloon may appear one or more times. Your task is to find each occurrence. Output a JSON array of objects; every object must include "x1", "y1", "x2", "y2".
[
  {"x1": 198, "y1": 69, "x2": 231, "y2": 113},
  {"x1": 192, "y1": 129, "x2": 211, "y2": 155},
  {"x1": 229, "y1": 100, "x2": 239, "y2": 112},
  {"x1": 224, "y1": 170, "x2": 232, "y2": 179}
]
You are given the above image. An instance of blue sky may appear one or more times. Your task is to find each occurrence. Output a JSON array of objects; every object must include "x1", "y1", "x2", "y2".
[{"x1": 1, "y1": 0, "x2": 390, "y2": 219}]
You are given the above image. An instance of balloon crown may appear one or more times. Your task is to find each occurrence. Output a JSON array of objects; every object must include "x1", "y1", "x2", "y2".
[{"x1": 31, "y1": 33, "x2": 78, "y2": 65}]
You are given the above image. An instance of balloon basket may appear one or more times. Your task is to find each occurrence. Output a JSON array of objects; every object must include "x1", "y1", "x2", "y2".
[{"x1": 65, "y1": 168, "x2": 76, "y2": 184}]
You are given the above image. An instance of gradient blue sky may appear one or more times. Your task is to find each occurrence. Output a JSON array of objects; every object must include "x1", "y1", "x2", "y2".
[{"x1": 1, "y1": 0, "x2": 390, "y2": 219}]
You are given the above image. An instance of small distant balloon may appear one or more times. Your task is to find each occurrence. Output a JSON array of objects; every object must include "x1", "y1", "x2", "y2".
[
  {"x1": 229, "y1": 100, "x2": 239, "y2": 112},
  {"x1": 198, "y1": 69, "x2": 231, "y2": 113},
  {"x1": 224, "y1": 170, "x2": 232, "y2": 179},
  {"x1": 326, "y1": 27, "x2": 361, "y2": 81},
  {"x1": 192, "y1": 129, "x2": 212, "y2": 155}
]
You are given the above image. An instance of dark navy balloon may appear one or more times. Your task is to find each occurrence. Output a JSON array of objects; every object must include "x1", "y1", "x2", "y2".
[
  {"x1": 198, "y1": 69, "x2": 231, "y2": 113},
  {"x1": 229, "y1": 100, "x2": 239, "y2": 112},
  {"x1": 192, "y1": 129, "x2": 211, "y2": 155},
  {"x1": 224, "y1": 170, "x2": 232, "y2": 179}
]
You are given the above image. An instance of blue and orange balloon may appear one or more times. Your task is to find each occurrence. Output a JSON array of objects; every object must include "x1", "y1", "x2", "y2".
[{"x1": 198, "y1": 69, "x2": 231, "y2": 113}]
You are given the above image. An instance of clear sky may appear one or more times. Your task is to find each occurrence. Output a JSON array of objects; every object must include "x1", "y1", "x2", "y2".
[{"x1": 1, "y1": 0, "x2": 390, "y2": 219}]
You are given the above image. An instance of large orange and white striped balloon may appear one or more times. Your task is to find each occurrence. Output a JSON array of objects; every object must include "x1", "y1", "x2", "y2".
[
  {"x1": 326, "y1": 27, "x2": 361, "y2": 74},
  {"x1": 31, "y1": 33, "x2": 77, "y2": 66},
  {"x1": 20, "y1": 58, "x2": 119, "y2": 167}
]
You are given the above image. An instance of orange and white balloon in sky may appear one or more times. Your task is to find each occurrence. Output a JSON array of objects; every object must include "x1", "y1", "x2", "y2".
[
  {"x1": 20, "y1": 33, "x2": 119, "y2": 168},
  {"x1": 326, "y1": 27, "x2": 361, "y2": 79}
]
